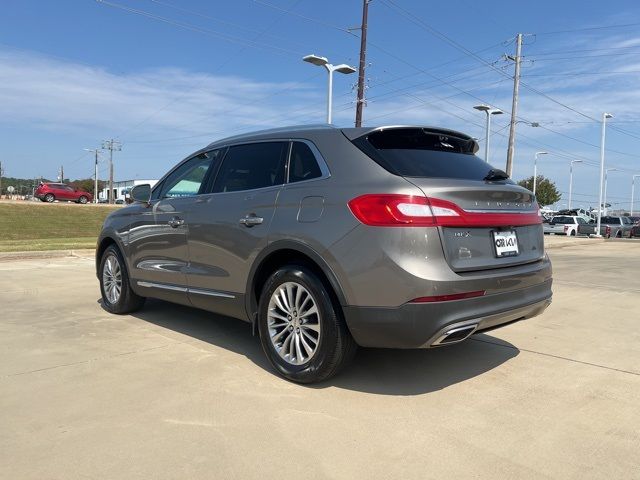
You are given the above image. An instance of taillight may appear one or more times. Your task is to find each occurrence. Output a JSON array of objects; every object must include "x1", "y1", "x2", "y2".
[
  {"x1": 410, "y1": 290, "x2": 486, "y2": 303},
  {"x1": 348, "y1": 194, "x2": 541, "y2": 228},
  {"x1": 605, "y1": 225, "x2": 611, "y2": 237},
  {"x1": 564, "y1": 225, "x2": 569, "y2": 233}
]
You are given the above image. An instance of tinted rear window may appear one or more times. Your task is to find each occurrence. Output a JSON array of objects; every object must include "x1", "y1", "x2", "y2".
[
  {"x1": 351, "y1": 128, "x2": 505, "y2": 181},
  {"x1": 601, "y1": 217, "x2": 620, "y2": 224},
  {"x1": 552, "y1": 216, "x2": 574, "y2": 224}
]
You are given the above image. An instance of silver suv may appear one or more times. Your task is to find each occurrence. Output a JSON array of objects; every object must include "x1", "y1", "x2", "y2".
[{"x1": 97, "y1": 125, "x2": 552, "y2": 383}]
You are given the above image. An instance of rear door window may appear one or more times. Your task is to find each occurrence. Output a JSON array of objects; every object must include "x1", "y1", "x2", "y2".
[
  {"x1": 351, "y1": 128, "x2": 502, "y2": 181},
  {"x1": 212, "y1": 142, "x2": 288, "y2": 193},
  {"x1": 288, "y1": 142, "x2": 323, "y2": 183}
]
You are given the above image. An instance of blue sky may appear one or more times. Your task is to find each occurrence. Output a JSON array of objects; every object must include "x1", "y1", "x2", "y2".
[{"x1": 2, "y1": 0, "x2": 640, "y2": 210}]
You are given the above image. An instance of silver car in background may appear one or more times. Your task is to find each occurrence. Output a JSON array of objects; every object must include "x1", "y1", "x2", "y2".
[{"x1": 96, "y1": 125, "x2": 553, "y2": 383}]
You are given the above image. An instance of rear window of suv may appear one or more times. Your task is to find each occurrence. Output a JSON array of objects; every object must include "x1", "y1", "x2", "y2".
[
  {"x1": 552, "y1": 216, "x2": 574, "y2": 224},
  {"x1": 351, "y1": 128, "x2": 507, "y2": 181}
]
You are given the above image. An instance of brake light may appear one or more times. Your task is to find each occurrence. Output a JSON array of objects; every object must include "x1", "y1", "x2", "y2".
[
  {"x1": 348, "y1": 194, "x2": 541, "y2": 227},
  {"x1": 410, "y1": 290, "x2": 486, "y2": 303},
  {"x1": 564, "y1": 225, "x2": 569, "y2": 233}
]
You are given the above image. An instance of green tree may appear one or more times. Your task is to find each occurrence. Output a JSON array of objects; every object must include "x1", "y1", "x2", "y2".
[
  {"x1": 517, "y1": 175, "x2": 561, "y2": 206},
  {"x1": 69, "y1": 178, "x2": 105, "y2": 197}
]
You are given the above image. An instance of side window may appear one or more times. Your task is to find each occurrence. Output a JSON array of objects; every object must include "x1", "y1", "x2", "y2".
[
  {"x1": 213, "y1": 142, "x2": 288, "y2": 193},
  {"x1": 160, "y1": 150, "x2": 221, "y2": 199},
  {"x1": 288, "y1": 142, "x2": 323, "y2": 183}
]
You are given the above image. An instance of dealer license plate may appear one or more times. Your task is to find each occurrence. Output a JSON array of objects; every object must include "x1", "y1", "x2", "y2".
[{"x1": 493, "y1": 230, "x2": 519, "y2": 257}]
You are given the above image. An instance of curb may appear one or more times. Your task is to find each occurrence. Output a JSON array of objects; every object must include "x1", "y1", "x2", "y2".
[{"x1": 0, "y1": 249, "x2": 95, "y2": 261}]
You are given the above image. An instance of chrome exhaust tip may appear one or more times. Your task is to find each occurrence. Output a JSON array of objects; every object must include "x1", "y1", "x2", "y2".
[{"x1": 431, "y1": 324, "x2": 478, "y2": 346}]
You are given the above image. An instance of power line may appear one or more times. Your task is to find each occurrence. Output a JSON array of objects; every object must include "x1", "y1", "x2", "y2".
[
  {"x1": 96, "y1": 0, "x2": 303, "y2": 57},
  {"x1": 536, "y1": 22, "x2": 640, "y2": 35}
]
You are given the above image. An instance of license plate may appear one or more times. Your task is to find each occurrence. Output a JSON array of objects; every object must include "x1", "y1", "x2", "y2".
[{"x1": 493, "y1": 230, "x2": 519, "y2": 257}]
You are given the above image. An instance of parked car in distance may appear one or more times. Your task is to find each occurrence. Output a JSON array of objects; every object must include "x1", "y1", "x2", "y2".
[
  {"x1": 555, "y1": 208, "x2": 593, "y2": 224},
  {"x1": 577, "y1": 216, "x2": 634, "y2": 238},
  {"x1": 35, "y1": 183, "x2": 93, "y2": 204},
  {"x1": 543, "y1": 215, "x2": 587, "y2": 236},
  {"x1": 96, "y1": 125, "x2": 552, "y2": 383}
]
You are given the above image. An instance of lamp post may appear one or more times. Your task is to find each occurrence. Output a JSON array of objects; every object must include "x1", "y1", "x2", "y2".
[
  {"x1": 603, "y1": 167, "x2": 618, "y2": 216},
  {"x1": 303, "y1": 55, "x2": 356, "y2": 124},
  {"x1": 596, "y1": 112, "x2": 613, "y2": 236},
  {"x1": 533, "y1": 151, "x2": 548, "y2": 196},
  {"x1": 473, "y1": 105, "x2": 503, "y2": 162},
  {"x1": 568, "y1": 160, "x2": 583, "y2": 210},
  {"x1": 632, "y1": 174, "x2": 640, "y2": 216}
]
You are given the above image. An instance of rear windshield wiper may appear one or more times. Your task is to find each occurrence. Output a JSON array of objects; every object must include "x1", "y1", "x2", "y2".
[{"x1": 483, "y1": 169, "x2": 509, "y2": 181}]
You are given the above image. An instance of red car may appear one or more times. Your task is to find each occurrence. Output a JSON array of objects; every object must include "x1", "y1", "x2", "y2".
[{"x1": 35, "y1": 183, "x2": 93, "y2": 204}]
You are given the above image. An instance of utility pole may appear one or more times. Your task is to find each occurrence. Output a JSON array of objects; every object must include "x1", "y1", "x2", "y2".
[
  {"x1": 94, "y1": 151, "x2": 99, "y2": 203},
  {"x1": 102, "y1": 139, "x2": 122, "y2": 204},
  {"x1": 505, "y1": 33, "x2": 523, "y2": 177},
  {"x1": 85, "y1": 148, "x2": 100, "y2": 203},
  {"x1": 0, "y1": 160, "x2": 3, "y2": 198},
  {"x1": 354, "y1": 0, "x2": 370, "y2": 127},
  {"x1": 60, "y1": 165, "x2": 64, "y2": 183}
]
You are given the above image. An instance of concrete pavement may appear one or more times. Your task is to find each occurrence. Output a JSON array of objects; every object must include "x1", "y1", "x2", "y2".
[{"x1": 0, "y1": 243, "x2": 639, "y2": 479}]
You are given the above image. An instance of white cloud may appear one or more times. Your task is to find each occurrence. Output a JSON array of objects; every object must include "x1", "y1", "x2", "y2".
[{"x1": 0, "y1": 48, "x2": 319, "y2": 141}]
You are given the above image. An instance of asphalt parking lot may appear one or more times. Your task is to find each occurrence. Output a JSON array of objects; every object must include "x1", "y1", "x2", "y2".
[{"x1": 1, "y1": 241, "x2": 639, "y2": 479}]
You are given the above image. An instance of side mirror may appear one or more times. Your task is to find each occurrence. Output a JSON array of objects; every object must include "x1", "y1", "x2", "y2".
[{"x1": 130, "y1": 184, "x2": 151, "y2": 203}]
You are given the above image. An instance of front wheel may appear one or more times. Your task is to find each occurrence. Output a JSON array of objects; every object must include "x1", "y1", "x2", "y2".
[
  {"x1": 258, "y1": 265, "x2": 356, "y2": 384},
  {"x1": 78, "y1": 196, "x2": 88, "y2": 204},
  {"x1": 99, "y1": 245, "x2": 145, "y2": 314},
  {"x1": 44, "y1": 193, "x2": 55, "y2": 203}
]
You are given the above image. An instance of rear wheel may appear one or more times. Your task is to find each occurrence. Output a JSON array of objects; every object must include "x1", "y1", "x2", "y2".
[
  {"x1": 258, "y1": 265, "x2": 356, "y2": 384},
  {"x1": 99, "y1": 245, "x2": 145, "y2": 314},
  {"x1": 44, "y1": 193, "x2": 55, "y2": 203},
  {"x1": 78, "y1": 195, "x2": 88, "y2": 204}
]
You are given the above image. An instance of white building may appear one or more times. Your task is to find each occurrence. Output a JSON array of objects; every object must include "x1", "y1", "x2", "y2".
[{"x1": 99, "y1": 179, "x2": 158, "y2": 203}]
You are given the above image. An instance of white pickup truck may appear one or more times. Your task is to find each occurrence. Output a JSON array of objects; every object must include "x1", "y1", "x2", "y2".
[{"x1": 543, "y1": 215, "x2": 587, "y2": 236}]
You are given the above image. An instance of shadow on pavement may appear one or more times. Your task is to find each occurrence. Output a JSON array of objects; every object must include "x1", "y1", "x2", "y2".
[{"x1": 127, "y1": 298, "x2": 520, "y2": 396}]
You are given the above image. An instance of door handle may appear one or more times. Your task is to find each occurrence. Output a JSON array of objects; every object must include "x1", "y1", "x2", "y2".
[
  {"x1": 168, "y1": 217, "x2": 185, "y2": 228},
  {"x1": 239, "y1": 214, "x2": 264, "y2": 227}
]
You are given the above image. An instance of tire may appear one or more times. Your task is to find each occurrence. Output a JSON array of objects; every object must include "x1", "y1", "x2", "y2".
[
  {"x1": 571, "y1": 229, "x2": 576, "y2": 236},
  {"x1": 616, "y1": 231, "x2": 622, "y2": 238},
  {"x1": 99, "y1": 245, "x2": 145, "y2": 314},
  {"x1": 44, "y1": 193, "x2": 55, "y2": 203},
  {"x1": 78, "y1": 196, "x2": 88, "y2": 204},
  {"x1": 257, "y1": 265, "x2": 357, "y2": 384}
]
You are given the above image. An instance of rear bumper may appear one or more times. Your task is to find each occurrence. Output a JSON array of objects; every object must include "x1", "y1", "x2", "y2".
[{"x1": 343, "y1": 278, "x2": 552, "y2": 348}]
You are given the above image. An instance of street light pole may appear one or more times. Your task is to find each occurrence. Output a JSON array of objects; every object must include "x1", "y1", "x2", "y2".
[
  {"x1": 632, "y1": 174, "x2": 640, "y2": 216},
  {"x1": 604, "y1": 167, "x2": 618, "y2": 216},
  {"x1": 596, "y1": 113, "x2": 613, "y2": 236},
  {"x1": 303, "y1": 55, "x2": 356, "y2": 124},
  {"x1": 533, "y1": 151, "x2": 548, "y2": 196},
  {"x1": 568, "y1": 160, "x2": 583, "y2": 210},
  {"x1": 473, "y1": 105, "x2": 503, "y2": 162}
]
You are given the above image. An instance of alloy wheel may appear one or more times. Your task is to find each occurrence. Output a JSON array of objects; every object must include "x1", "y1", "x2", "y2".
[
  {"x1": 267, "y1": 281, "x2": 321, "y2": 366},
  {"x1": 102, "y1": 254, "x2": 122, "y2": 304}
]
